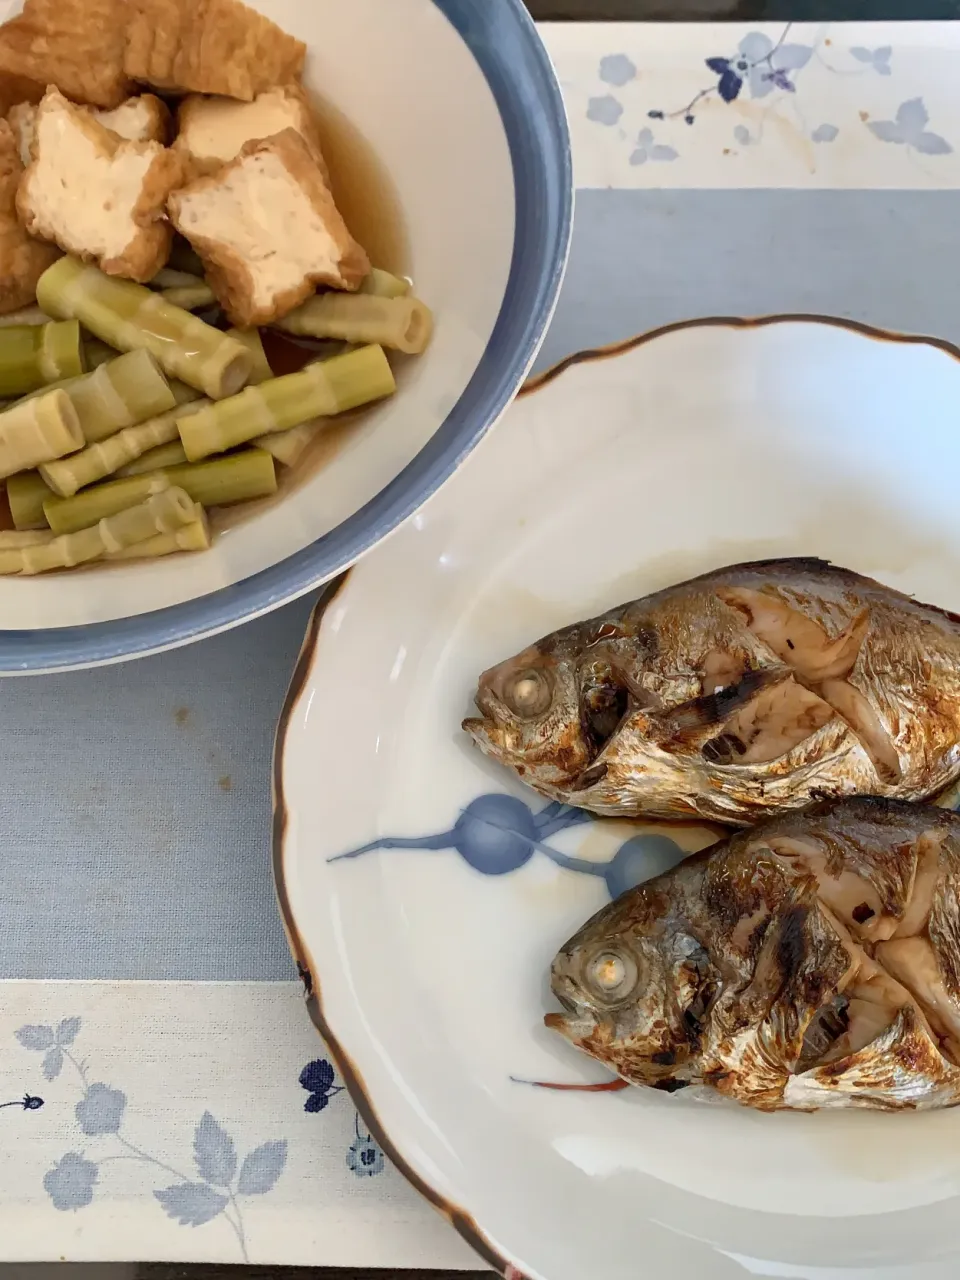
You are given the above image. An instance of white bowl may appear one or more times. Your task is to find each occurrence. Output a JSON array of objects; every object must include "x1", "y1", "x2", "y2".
[{"x1": 0, "y1": 0, "x2": 571, "y2": 672}]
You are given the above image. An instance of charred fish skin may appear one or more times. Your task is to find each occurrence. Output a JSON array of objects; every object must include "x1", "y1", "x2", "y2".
[
  {"x1": 463, "y1": 559, "x2": 960, "y2": 825},
  {"x1": 545, "y1": 796, "x2": 960, "y2": 1112}
]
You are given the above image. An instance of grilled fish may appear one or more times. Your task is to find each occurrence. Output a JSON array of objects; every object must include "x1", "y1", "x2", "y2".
[
  {"x1": 546, "y1": 797, "x2": 960, "y2": 1111},
  {"x1": 463, "y1": 559, "x2": 960, "y2": 825}
]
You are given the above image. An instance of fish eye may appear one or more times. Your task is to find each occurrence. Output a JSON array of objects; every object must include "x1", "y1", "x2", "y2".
[
  {"x1": 582, "y1": 946, "x2": 642, "y2": 1004},
  {"x1": 503, "y1": 668, "x2": 552, "y2": 718}
]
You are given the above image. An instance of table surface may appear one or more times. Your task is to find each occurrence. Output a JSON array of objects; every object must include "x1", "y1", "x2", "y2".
[{"x1": 4, "y1": 16, "x2": 960, "y2": 1279}]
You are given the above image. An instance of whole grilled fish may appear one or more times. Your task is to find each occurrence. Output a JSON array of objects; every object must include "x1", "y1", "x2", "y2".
[
  {"x1": 463, "y1": 559, "x2": 960, "y2": 825},
  {"x1": 546, "y1": 797, "x2": 960, "y2": 1111}
]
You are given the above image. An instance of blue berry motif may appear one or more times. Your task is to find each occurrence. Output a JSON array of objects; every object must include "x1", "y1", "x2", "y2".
[
  {"x1": 299, "y1": 1058, "x2": 343, "y2": 1113},
  {"x1": 330, "y1": 791, "x2": 686, "y2": 901}
]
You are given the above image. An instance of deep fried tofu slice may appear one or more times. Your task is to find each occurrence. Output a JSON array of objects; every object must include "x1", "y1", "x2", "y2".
[
  {"x1": 124, "y1": 0, "x2": 306, "y2": 101},
  {"x1": 0, "y1": 119, "x2": 59, "y2": 314},
  {"x1": 0, "y1": 0, "x2": 130, "y2": 109},
  {"x1": 175, "y1": 85, "x2": 328, "y2": 181},
  {"x1": 97, "y1": 95, "x2": 172, "y2": 145},
  {"x1": 10, "y1": 93, "x2": 171, "y2": 166},
  {"x1": 17, "y1": 88, "x2": 182, "y2": 282},
  {"x1": 168, "y1": 129, "x2": 369, "y2": 328}
]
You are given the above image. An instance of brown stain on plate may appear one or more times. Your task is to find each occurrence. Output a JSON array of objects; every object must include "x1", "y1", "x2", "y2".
[{"x1": 272, "y1": 314, "x2": 960, "y2": 1279}]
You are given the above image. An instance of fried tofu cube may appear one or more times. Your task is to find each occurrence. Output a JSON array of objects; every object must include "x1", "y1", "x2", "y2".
[
  {"x1": 168, "y1": 129, "x2": 369, "y2": 328},
  {"x1": 124, "y1": 0, "x2": 306, "y2": 101},
  {"x1": 97, "y1": 94, "x2": 171, "y2": 145},
  {"x1": 17, "y1": 88, "x2": 183, "y2": 282},
  {"x1": 0, "y1": 0, "x2": 304, "y2": 107},
  {"x1": 0, "y1": 119, "x2": 59, "y2": 314},
  {"x1": 0, "y1": 0, "x2": 130, "y2": 109},
  {"x1": 175, "y1": 86, "x2": 328, "y2": 180},
  {"x1": 10, "y1": 94, "x2": 170, "y2": 167}
]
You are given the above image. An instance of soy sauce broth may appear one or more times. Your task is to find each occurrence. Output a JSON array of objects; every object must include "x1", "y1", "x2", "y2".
[{"x1": 310, "y1": 90, "x2": 410, "y2": 281}]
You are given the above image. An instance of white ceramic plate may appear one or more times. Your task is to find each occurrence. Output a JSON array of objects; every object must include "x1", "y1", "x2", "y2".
[
  {"x1": 0, "y1": 0, "x2": 570, "y2": 671},
  {"x1": 275, "y1": 318, "x2": 960, "y2": 1280}
]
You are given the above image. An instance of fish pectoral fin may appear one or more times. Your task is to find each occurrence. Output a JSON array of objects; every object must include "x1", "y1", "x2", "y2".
[
  {"x1": 718, "y1": 587, "x2": 870, "y2": 683},
  {"x1": 817, "y1": 678, "x2": 902, "y2": 783},
  {"x1": 783, "y1": 1005, "x2": 960, "y2": 1110},
  {"x1": 654, "y1": 668, "x2": 788, "y2": 754}
]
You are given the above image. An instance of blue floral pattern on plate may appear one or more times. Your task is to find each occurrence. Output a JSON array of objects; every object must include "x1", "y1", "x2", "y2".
[{"x1": 17, "y1": 1018, "x2": 288, "y2": 1260}]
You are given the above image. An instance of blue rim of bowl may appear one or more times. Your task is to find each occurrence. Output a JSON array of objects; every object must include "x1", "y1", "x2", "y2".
[{"x1": 0, "y1": 0, "x2": 573, "y2": 674}]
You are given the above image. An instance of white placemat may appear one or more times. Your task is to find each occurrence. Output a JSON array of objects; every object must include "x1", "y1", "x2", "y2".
[{"x1": 3, "y1": 21, "x2": 959, "y2": 1268}]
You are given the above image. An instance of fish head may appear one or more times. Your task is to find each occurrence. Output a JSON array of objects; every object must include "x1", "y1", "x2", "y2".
[
  {"x1": 463, "y1": 636, "x2": 596, "y2": 790},
  {"x1": 463, "y1": 621, "x2": 652, "y2": 797},
  {"x1": 545, "y1": 880, "x2": 718, "y2": 1088}
]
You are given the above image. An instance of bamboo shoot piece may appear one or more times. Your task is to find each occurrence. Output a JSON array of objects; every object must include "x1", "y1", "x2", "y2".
[
  {"x1": 44, "y1": 473, "x2": 171, "y2": 535},
  {"x1": 255, "y1": 420, "x2": 320, "y2": 467},
  {"x1": 275, "y1": 294, "x2": 432, "y2": 354},
  {"x1": 36, "y1": 257, "x2": 253, "y2": 400},
  {"x1": 44, "y1": 450, "x2": 277, "y2": 535},
  {"x1": 70, "y1": 350, "x2": 180, "y2": 443},
  {"x1": 0, "y1": 487, "x2": 200, "y2": 574},
  {"x1": 0, "y1": 390, "x2": 83, "y2": 480},
  {"x1": 227, "y1": 329, "x2": 272, "y2": 385},
  {"x1": 178, "y1": 345, "x2": 395, "y2": 462},
  {"x1": 40, "y1": 401, "x2": 211, "y2": 497},
  {"x1": 162, "y1": 284, "x2": 217, "y2": 311},
  {"x1": 12, "y1": 347, "x2": 179, "y2": 442},
  {"x1": 8, "y1": 469, "x2": 54, "y2": 529},
  {"x1": 0, "y1": 530, "x2": 52, "y2": 547},
  {"x1": 106, "y1": 515, "x2": 211, "y2": 560},
  {"x1": 116, "y1": 440, "x2": 188, "y2": 477},
  {"x1": 360, "y1": 269, "x2": 411, "y2": 299},
  {"x1": 151, "y1": 268, "x2": 204, "y2": 289},
  {"x1": 0, "y1": 307, "x2": 52, "y2": 328},
  {"x1": 0, "y1": 320, "x2": 85, "y2": 396}
]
